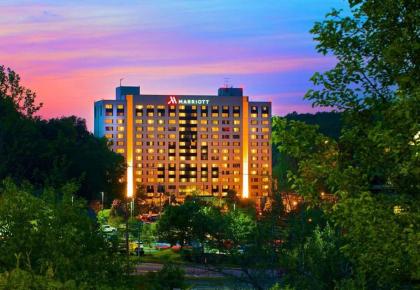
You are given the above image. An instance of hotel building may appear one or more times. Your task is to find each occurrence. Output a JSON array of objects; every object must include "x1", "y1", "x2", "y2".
[{"x1": 94, "y1": 86, "x2": 272, "y2": 203}]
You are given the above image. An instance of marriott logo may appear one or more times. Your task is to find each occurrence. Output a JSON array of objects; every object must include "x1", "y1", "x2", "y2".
[{"x1": 167, "y1": 96, "x2": 210, "y2": 105}]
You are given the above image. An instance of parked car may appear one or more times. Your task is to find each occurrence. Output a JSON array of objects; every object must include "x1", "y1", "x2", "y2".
[
  {"x1": 100, "y1": 224, "x2": 117, "y2": 233},
  {"x1": 118, "y1": 240, "x2": 145, "y2": 256},
  {"x1": 154, "y1": 242, "x2": 171, "y2": 250}
]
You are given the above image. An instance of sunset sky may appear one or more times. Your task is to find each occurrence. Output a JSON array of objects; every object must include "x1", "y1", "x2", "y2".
[{"x1": 0, "y1": 0, "x2": 347, "y2": 130}]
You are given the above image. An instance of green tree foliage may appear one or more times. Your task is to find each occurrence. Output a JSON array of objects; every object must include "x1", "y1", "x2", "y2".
[
  {"x1": 0, "y1": 180, "x2": 127, "y2": 288},
  {"x1": 157, "y1": 195, "x2": 284, "y2": 289},
  {"x1": 140, "y1": 263, "x2": 187, "y2": 290},
  {"x1": 0, "y1": 266, "x2": 82, "y2": 290},
  {"x1": 157, "y1": 197, "x2": 225, "y2": 247},
  {"x1": 272, "y1": 0, "x2": 420, "y2": 288},
  {"x1": 272, "y1": 112, "x2": 341, "y2": 192},
  {"x1": 0, "y1": 66, "x2": 125, "y2": 201}
]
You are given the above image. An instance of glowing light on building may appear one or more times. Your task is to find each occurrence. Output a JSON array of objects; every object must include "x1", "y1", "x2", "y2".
[
  {"x1": 126, "y1": 95, "x2": 134, "y2": 198},
  {"x1": 242, "y1": 96, "x2": 249, "y2": 198}
]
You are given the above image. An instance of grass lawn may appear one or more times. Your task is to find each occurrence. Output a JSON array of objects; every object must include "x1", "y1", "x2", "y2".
[{"x1": 135, "y1": 248, "x2": 184, "y2": 264}]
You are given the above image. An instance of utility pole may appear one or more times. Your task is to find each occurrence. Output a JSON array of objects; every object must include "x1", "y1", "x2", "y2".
[{"x1": 125, "y1": 198, "x2": 130, "y2": 275}]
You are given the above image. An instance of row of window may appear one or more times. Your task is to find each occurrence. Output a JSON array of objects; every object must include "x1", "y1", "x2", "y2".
[
  {"x1": 132, "y1": 126, "x2": 242, "y2": 133},
  {"x1": 103, "y1": 118, "x2": 269, "y2": 126},
  {"x1": 104, "y1": 104, "x2": 269, "y2": 118},
  {"x1": 105, "y1": 104, "x2": 269, "y2": 112}
]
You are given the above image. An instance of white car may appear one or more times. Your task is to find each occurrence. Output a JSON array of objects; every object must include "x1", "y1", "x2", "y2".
[{"x1": 101, "y1": 224, "x2": 117, "y2": 233}]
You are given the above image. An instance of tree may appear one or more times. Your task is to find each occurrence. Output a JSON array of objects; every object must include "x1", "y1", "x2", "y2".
[
  {"x1": 156, "y1": 197, "x2": 224, "y2": 248},
  {"x1": 271, "y1": 0, "x2": 420, "y2": 288},
  {"x1": 0, "y1": 66, "x2": 125, "y2": 201},
  {"x1": 0, "y1": 65, "x2": 42, "y2": 117},
  {"x1": 0, "y1": 180, "x2": 128, "y2": 288}
]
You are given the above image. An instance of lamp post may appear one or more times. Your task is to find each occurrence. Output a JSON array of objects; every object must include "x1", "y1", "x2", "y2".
[
  {"x1": 101, "y1": 191, "x2": 104, "y2": 210},
  {"x1": 125, "y1": 197, "x2": 130, "y2": 274}
]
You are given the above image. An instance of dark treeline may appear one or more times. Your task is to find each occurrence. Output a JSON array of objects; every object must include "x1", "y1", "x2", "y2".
[
  {"x1": 272, "y1": 111, "x2": 342, "y2": 192},
  {"x1": 285, "y1": 111, "x2": 341, "y2": 140},
  {"x1": 0, "y1": 68, "x2": 125, "y2": 201}
]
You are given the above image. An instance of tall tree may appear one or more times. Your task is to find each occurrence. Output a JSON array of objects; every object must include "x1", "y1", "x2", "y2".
[
  {"x1": 272, "y1": 0, "x2": 420, "y2": 288},
  {"x1": 0, "y1": 66, "x2": 125, "y2": 201}
]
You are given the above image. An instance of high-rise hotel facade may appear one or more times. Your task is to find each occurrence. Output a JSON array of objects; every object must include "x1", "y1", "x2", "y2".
[{"x1": 94, "y1": 86, "x2": 272, "y2": 203}]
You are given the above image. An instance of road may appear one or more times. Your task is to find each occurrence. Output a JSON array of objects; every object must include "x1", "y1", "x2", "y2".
[{"x1": 135, "y1": 262, "x2": 244, "y2": 278}]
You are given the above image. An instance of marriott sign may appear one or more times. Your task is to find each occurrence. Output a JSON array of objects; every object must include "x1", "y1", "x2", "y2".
[{"x1": 167, "y1": 96, "x2": 210, "y2": 105}]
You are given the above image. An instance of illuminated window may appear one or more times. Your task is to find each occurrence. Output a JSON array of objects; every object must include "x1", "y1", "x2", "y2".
[
  {"x1": 251, "y1": 113, "x2": 257, "y2": 118},
  {"x1": 117, "y1": 133, "x2": 124, "y2": 139},
  {"x1": 262, "y1": 127, "x2": 269, "y2": 132},
  {"x1": 105, "y1": 119, "x2": 112, "y2": 124},
  {"x1": 168, "y1": 134, "x2": 176, "y2": 139},
  {"x1": 212, "y1": 134, "x2": 219, "y2": 139},
  {"x1": 262, "y1": 120, "x2": 269, "y2": 125},
  {"x1": 116, "y1": 148, "x2": 125, "y2": 154},
  {"x1": 147, "y1": 127, "x2": 154, "y2": 131},
  {"x1": 262, "y1": 113, "x2": 269, "y2": 118},
  {"x1": 117, "y1": 126, "x2": 125, "y2": 131},
  {"x1": 136, "y1": 119, "x2": 143, "y2": 124},
  {"x1": 251, "y1": 120, "x2": 258, "y2": 125},
  {"x1": 233, "y1": 127, "x2": 240, "y2": 132},
  {"x1": 211, "y1": 127, "x2": 219, "y2": 132},
  {"x1": 105, "y1": 104, "x2": 113, "y2": 109},
  {"x1": 212, "y1": 120, "x2": 219, "y2": 125},
  {"x1": 251, "y1": 127, "x2": 258, "y2": 132},
  {"x1": 179, "y1": 112, "x2": 186, "y2": 117},
  {"x1": 105, "y1": 134, "x2": 113, "y2": 139}
]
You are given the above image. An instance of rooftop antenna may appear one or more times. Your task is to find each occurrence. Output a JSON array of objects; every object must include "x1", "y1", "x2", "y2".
[
  {"x1": 223, "y1": 77, "x2": 231, "y2": 89},
  {"x1": 119, "y1": 78, "x2": 124, "y2": 87}
]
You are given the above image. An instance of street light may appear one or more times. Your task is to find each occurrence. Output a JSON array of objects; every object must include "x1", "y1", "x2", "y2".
[{"x1": 101, "y1": 191, "x2": 104, "y2": 210}]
